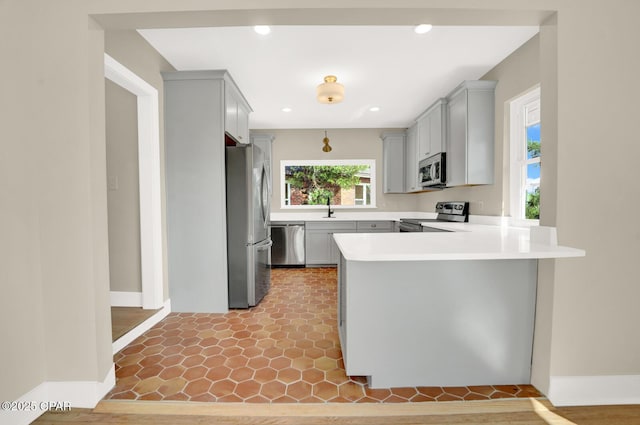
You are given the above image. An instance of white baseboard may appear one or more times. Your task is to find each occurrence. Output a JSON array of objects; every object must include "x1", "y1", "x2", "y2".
[
  {"x1": 548, "y1": 374, "x2": 640, "y2": 406},
  {"x1": 0, "y1": 364, "x2": 115, "y2": 425},
  {"x1": 112, "y1": 298, "x2": 171, "y2": 354},
  {"x1": 110, "y1": 291, "x2": 143, "y2": 307}
]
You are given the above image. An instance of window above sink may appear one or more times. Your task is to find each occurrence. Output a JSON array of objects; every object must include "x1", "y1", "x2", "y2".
[{"x1": 280, "y1": 159, "x2": 376, "y2": 209}]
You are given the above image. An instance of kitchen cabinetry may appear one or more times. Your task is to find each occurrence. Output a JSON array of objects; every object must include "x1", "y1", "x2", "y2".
[
  {"x1": 446, "y1": 81, "x2": 497, "y2": 187},
  {"x1": 381, "y1": 132, "x2": 405, "y2": 193},
  {"x1": 337, "y1": 254, "x2": 538, "y2": 388},
  {"x1": 404, "y1": 124, "x2": 420, "y2": 192},
  {"x1": 305, "y1": 221, "x2": 356, "y2": 265},
  {"x1": 225, "y1": 80, "x2": 251, "y2": 144},
  {"x1": 356, "y1": 221, "x2": 394, "y2": 233},
  {"x1": 162, "y1": 70, "x2": 251, "y2": 313},
  {"x1": 417, "y1": 98, "x2": 446, "y2": 160}
]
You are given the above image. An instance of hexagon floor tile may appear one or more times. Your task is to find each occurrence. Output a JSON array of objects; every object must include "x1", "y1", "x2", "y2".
[{"x1": 106, "y1": 267, "x2": 541, "y2": 403}]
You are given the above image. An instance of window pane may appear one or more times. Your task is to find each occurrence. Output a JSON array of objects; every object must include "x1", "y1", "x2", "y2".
[
  {"x1": 525, "y1": 162, "x2": 540, "y2": 220},
  {"x1": 284, "y1": 164, "x2": 372, "y2": 206},
  {"x1": 511, "y1": 87, "x2": 541, "y2": 221},
  {"x1": 525, "y1": 186, "x2": 540, "y2": 220},
  {"x1": 354, "y1": 185, "x2": 363, "y2": 205},
  {"x1": 527, "y1": 162, "x2": 540, "y2": 182},
  {"x1": 527, "y1": 123, "x2": 541, "y2": 159}
]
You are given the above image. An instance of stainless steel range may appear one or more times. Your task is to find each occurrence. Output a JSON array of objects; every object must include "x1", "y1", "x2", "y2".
[{"x1": 399, "y1": 201, "x2": 469, "y2": 232}]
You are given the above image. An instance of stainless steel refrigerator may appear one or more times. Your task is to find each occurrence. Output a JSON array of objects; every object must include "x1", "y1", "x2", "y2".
[{"x1": 225, "y1": 139, "x2": 272, "y2": 308}]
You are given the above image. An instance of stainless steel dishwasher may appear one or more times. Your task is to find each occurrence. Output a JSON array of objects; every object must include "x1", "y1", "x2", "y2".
[{"x1": 269, "y1": 222, "x2": 305, "y2": 267}]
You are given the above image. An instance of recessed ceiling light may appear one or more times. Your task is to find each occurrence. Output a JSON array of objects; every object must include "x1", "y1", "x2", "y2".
[
  {"x1": 254, "y1": 25, "x2": 271, "y2": 35},
  {"x1": 369, "y1": 106, "x2": 380, "y2": 112},
  {"x1": 282, "y1": 107, "x2": 292, "y2": 112},
  {"x1": 414, "y1": 24, "x2": 433, "y2": 34}
]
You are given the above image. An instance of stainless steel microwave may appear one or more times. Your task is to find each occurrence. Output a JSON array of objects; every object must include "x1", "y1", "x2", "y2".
[{"x1": 419, "y1": 152, "x2": 446, "y2": 188}]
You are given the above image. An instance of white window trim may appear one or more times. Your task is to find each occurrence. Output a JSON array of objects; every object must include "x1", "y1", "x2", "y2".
[
  {"x1": 283, "y1": 182, "x2": 292, "y2": 206},
  {"x1": 280, "y1": 159, "x2": 376, "y2": 209},
  {"x1": 509, "y1": 86, "x2": 541, "y2": 226},
  {"x1": 354, "y1": 182, "x2": 371, "y2": 205}
]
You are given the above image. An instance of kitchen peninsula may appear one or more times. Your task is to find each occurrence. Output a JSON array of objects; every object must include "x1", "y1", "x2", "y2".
[{"x1": 333, "y1": 224, "x2": 585, "y2": 389}]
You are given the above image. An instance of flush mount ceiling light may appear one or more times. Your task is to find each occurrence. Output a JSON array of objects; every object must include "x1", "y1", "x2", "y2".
[
  {"x1": 414, "y1": 24, "x2": 433, "y2": 34},
  {"x1": 369, "y1": 106, "x2": 380, "y2": 112},
  {"x1": 281, "y1": 107, "x2": 292, "y2": 112},
  {"x1": 322, "y1": 130, "x2": 332, "y2": 152},
  {"x1": 253, "y1": 25, "x2": 271, "y2": 35},
  {"x1": 316, "y1": 75, "x2": 344, "y2": 104}
]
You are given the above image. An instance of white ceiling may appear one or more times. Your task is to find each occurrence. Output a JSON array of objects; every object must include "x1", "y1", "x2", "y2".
[{"x1": 138, "y1": 25, "x2": 538, "y2": 130}]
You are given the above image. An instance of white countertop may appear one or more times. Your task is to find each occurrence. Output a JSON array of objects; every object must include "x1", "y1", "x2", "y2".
[
  {"x1": 332, "y1": 223, "x2": 585, "y2": 262},
  {"x1": 270, "y1": 211, "x2": 435, "y2": 222}
]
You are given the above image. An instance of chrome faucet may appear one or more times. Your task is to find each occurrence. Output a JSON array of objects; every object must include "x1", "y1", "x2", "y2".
[{"x1": 326, "y1": 196, "x2": 334, "y2": 218}]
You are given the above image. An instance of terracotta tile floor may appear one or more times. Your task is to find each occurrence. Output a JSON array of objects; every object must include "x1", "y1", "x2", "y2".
[{"x1": 106, "y1": 267, "x2": 542, "y2": 403}]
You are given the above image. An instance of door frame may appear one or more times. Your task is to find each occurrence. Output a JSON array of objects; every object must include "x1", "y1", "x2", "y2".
[{"x1": 104, "y1": 53, "x2": 164, "y2": 309}]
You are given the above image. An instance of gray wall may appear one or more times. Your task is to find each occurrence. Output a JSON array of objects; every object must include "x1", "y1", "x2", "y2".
[
  {"x1": 105, "y1": 79, "x2": 142, "y2": 293},
  {"x1": 263, "y1": 128, "x2": 419, "y2": 213},
  {"x1": 1, "y1": 0, "x2": 639, "y2": 408}
]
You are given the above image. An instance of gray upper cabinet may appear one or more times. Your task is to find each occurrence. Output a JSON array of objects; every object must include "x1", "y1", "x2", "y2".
[
  {"x1": 381, "y1": 132, "x2": 406, "y2": 193},
  {"x1": 383, "y1": 80, "x2": 495, "y2": 194},
  {"x1": 225, "y1": 80, "x2": 252, "y2": 144},
  {"x1": 417, "y1": 98, "x2": 447, "y2": 160},
  {"x1": 445, "y1": 81, "x2": 497, "y2": 187},
  {"x1": 404, "y1": 124, "x2": 420, "y2": 192}
]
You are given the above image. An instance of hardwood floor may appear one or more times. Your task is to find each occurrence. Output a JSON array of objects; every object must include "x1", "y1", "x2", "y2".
[
  {"x1": 33, "y1": 400, "x2": 640, "y2": 424},
  {"x1": 111, "y1": 307, "x2": 160, "y2": 342}
]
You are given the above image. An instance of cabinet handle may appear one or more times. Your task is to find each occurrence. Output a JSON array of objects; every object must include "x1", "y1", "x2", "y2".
[{"x1": 372, "y1": 224, "x2": 377, "y2": 228}]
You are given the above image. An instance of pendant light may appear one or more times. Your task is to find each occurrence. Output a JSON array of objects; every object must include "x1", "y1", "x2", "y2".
[
  {"x1": 322, "y1": 130, "x2": 332, "y2": 152},
  {"x1": 317, "y1": 75, "x2": 344, "y2": 104}
]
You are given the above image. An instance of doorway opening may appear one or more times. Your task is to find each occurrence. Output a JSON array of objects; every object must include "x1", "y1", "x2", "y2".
[{"x1": 104, "y1": 53, "x2": 167, "y2": 353}]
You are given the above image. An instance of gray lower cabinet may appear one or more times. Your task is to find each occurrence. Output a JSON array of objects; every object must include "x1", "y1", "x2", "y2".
[
  {"x1": 338, "y1": 257, "x2": 538, "y2": 387},
  {"x1": 356, "y1": 221, "x2": 394, "y2": 233},
  {"x1": 305, "y1": 230, "x2": 333, "y2": 265},
  {"x1": 446, "y1": 80, "x2": 497, "y2": 187},
  {"x1": 305, "y1": 221, "x2": 357, "y2": 265},
  {"x1": 306, "y1": 221, "x2": 395, "y2": 265}
]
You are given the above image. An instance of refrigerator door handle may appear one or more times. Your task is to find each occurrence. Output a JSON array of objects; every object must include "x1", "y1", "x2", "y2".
[
  {"x1": 257, "y1": 239, "x2": 273, "y2": 250},
  {"x1": 260, "y1": 165, "x2": 269, "y2": 228}
]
